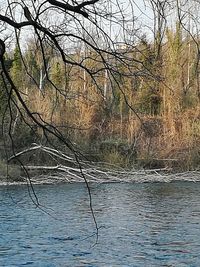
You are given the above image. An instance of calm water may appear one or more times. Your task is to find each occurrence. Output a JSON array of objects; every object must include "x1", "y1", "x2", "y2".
[{"x1": 1, "y1": 181, "x2": 200, "y2": 266}]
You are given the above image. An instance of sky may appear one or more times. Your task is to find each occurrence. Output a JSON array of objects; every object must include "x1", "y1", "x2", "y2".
[
  {"x1": 1, "y1": 0, "x2": 198, "y2": 52},
  {"x1": 0, "y1": 0, "x2": 156, "y2": 50}
]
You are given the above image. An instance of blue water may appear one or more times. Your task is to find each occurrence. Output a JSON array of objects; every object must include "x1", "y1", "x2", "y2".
[{"x1": 1, "y1": 182, "x2": 200, "y2": 266}]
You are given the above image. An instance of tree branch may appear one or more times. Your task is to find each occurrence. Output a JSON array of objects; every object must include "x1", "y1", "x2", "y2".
[{"x1": 47, "y1": 0, "x2": 100, "y2": 18}]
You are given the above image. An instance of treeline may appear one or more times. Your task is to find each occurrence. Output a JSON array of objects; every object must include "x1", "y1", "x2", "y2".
[{"x1": 1, "y1": 24, "x2": 200, "y2": 171}]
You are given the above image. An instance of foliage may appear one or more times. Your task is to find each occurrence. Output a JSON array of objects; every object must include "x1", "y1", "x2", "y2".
[{"x1": 10, "y1": 46, "x2": 23, "y2": 87}]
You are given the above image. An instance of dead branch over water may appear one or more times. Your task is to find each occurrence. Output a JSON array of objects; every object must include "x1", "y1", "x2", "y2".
[{"x1": 6, "y1": 144, "x2": 200, "y2": 185}]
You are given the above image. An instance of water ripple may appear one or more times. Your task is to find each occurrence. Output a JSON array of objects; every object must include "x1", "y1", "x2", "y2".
[{"x1": 0, "y1": 182, "x2": 200, "y2": 266}]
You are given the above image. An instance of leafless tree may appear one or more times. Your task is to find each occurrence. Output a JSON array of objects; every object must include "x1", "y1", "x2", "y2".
[
  {"x1": 0, "y1": 0, "x2": 140, "y2": 147},
  {"x1": 1, "y1": 0, "x2": 200, "y2": 240},
  {"x1": 0, "y1": 0, "x2": 148, "y2": 241}
]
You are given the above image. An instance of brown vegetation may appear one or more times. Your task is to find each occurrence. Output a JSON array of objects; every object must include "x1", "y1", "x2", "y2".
[{"x1": 1, "y1": 23, "x2": 200, "y2": 171}]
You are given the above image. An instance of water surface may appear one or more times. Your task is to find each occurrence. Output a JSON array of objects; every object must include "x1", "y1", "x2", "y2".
[{"x1": 1, "y1": 181, "x2": 200, "y2": 266}]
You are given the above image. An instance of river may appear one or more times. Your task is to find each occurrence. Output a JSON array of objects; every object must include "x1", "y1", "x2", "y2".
[{"x1": 1, "y1": 181, "x2": 200, "y2": 266}]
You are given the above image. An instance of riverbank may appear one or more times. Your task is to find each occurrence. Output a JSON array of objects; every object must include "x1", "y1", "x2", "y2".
[
  {"x1": 0, "y1": 142, "x2": 200, "y2": 185},
  {"x1": 1, "y1": 161, "x2": 200, "y2": 185}
]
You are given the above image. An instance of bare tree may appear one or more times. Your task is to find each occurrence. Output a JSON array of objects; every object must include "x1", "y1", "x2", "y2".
[
  {"x1": 0, "y1": 0, "x2": 149, "y2": 242},
  {"x1": 0, "y1": 0, "x2": 141, "y2": 146},
  {"x1": 1, "y1": 0, "x2": 200, "y2": 178},
  {"x1": 1, "y1": 0, "x2": 200, "y2": 242}
]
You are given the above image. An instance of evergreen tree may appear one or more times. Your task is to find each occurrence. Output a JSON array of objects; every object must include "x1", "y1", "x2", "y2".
[{"x1": 10, "y1": 46, "x2": 23, "y2": 88}]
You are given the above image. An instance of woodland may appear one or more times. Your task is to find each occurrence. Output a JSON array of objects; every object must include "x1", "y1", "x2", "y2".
[{"x1": 0, "y1": 0, "x2": 200, "y2": 183}]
